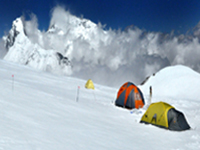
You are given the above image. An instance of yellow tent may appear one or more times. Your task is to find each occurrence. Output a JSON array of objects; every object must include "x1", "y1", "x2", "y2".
[
  {"x1": 85, "y1": 79, "x2": 95, "y2": 90},
  {"x1": 140, "y1": 101, "x2": 190, "y2": 131},
  {"x1": 140, "y1": 102, "x2": 173, "y2": 128}
]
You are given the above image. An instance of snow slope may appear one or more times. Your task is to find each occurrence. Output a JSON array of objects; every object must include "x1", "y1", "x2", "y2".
[{"x1": 0, "y1": 60, "x2": 200, "y2": 150}]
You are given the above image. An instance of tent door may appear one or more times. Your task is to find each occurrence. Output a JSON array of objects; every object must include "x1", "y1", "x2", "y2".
[{"x1": 151, "y1": 113, "x2": 157, "y2": 123}]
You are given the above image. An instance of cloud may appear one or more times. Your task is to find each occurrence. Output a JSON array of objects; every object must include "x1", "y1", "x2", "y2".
[
  {"x1": 23, "y1": 14, "x2": 40, "y2": 43},
  {"x1": 0, "y1": 39, "x2": 7, "y2": 58}
]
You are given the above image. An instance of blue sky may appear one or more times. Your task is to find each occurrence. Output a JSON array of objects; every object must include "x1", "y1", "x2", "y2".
[{"x1": 1, "y1": 0, "x2": 200, "y2": 37}]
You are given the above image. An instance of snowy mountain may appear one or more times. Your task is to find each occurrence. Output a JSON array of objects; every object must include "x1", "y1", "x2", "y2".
[
  {"x1": 0, "y1": 59, "x2": 200, "y2": 150},
  {"x1": 2, "y1": 6, "x2": 200, "y2": 87},
  {"x1": 47, "y1": 11, "x2": 103, "y2": 43},
  {"x1": 45, "y1": 9, "x2": 112, "y2": 58},
  {"x1": 2, "y1": 9, "x2": 112, "y2": 78},
  {"x1": 3, "y1": 17, "x2": 72, "y2": 75}
]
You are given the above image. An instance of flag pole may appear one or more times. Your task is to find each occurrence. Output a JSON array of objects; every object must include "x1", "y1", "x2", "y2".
[
  {"x1": 12, "y1": 74, "x2": 14, "y2": 93},
  {"x1": 76, "y1": 86, "x2": 80, "y2": 102}
]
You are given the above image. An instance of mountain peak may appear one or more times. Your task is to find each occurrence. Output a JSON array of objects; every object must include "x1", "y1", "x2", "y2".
[
  {"x1": 47, "y1": 11, "x2": 99, "y2": 42},
  {"x1": 3, "y1": 17, "x2": 27, "y2": 50},
  {"x1": 3, "y1": 17, "x2": 72, "y2": 75},
  {"x1": 12, "y1": 17, "x2": 25, "y2": 35}
]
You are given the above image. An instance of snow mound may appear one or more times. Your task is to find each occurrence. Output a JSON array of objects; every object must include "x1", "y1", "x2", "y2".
[{"x1": 139, "y1": 65, "x2": 200, "y2": 102}]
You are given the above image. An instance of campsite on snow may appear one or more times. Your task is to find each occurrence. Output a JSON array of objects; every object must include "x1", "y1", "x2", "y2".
[
  {"x1": 1, "y1": 59, "x2": 200, "y2": 150},
  {"x1": 1, "y1": 6, "x2": 200, "y2": 150}
]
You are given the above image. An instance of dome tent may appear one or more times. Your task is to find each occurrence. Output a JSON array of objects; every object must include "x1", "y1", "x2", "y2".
[
  {"x1": 115, "y1": 82, "x2": 145, "y2": 109},
  {"x1": 140, "y1": 101, "x2": 190, "y2": 131},
  {"x1": 85, "y1": 79, "x2": 95, "y2": 90}
]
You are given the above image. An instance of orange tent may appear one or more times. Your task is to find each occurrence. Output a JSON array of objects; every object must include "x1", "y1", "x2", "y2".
[{"x1": 115, "y1": 82, "x2": 145, "y2": 109}]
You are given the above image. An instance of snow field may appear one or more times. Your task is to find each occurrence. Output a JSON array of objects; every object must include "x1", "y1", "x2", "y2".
[{"x1": 0, "y1": 60, "x2": 200, "y2": 149}]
